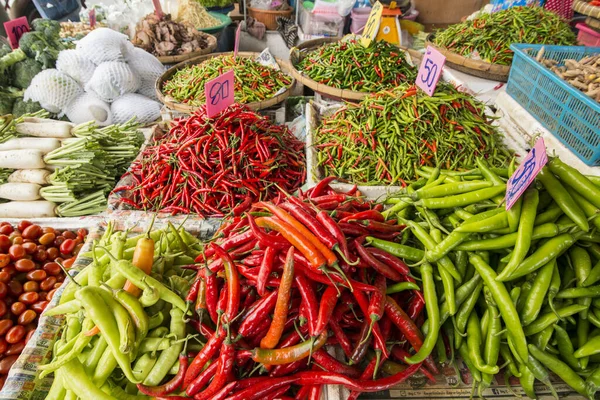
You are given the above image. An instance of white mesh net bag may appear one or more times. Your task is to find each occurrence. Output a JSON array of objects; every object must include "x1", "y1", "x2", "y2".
[
  {"x1": 85, "y1": 62, "x2": 141, "y2": 103},
  {"x1": 137, "y1": 79, "x2": 159, "y2": 101},
  {"x1": 111, "y1": 94, "x2": 161, "y2": 124},
  {"x1": 56, "y1": 50, "x2": 97, "y2": 85},
  {"x1": 75, "y1": 28, "x2": 132, "y2": 65},
  {"x1": 24, "y1": 69, "x2": 83, "y2": 114},
  {"x1": 126, "y1": 47, "x2": 165, "y2": 82},
  {"x1": 65, "y1": 92, "x2": 113, "y2": 126}
]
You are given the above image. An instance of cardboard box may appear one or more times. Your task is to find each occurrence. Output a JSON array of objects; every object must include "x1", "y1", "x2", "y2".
[{"x1": 414, "y1": 0, "x2": 490, "y2": 29}]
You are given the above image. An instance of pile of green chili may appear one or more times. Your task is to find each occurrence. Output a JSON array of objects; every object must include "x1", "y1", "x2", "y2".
[
  {"x1": 313, "y1": 82, "x2": 511, "y2": 186},
  {"x1": 433, "y1": 6, "x2": 576, "y2": 65},
  {"x1": 162, "y1": 55, "x2": 293, "y2": 106},
  {"x1": 297, "y1": 39, "x2": 417, "y2": 92},
  {"x1": 373, "y1": 157, "x2": 600, "y2": 399}
]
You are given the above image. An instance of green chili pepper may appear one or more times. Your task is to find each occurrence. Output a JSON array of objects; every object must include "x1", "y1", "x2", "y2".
[
  {"x1": 529, "y1": 344, "x2": 587, "y2": 397},
  {"x1": 520, "y1": 259, "x2": 555, "y2": 326}
]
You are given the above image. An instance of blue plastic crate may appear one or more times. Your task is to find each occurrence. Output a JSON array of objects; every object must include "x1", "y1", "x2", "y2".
[{"x1": 506, "y1": 44, "x2": 600, "y2": 166}]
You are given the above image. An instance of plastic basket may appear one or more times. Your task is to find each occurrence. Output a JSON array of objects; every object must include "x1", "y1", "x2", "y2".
[
  {"x1": 577, "y1": 22, "x2": 600, "y2": 47},
  {"x1": 506, "y1": 44, "x2": 600, "y2": 166},
  {"x1": 247, "y1": 6, "x2": 293, "y2": 30}
]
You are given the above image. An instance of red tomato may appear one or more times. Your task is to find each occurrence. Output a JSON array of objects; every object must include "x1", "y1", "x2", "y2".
[
  {"x1": 0, "y1": 354, "x2": 18, "y2": 374},
  {"x1": 26, "y1": 270, "x2": 46, "y2": 282},
  {"x1": 16, "y1": 221, "x2": 31, "y2": 232},
  {"x1": 5, "y1": 325, "x2": 25, "y2": 344},
  {"x1": 21, "y1": 225, "x2": 41, "y2": 240},
  {"x1": 14, "y1": 259, "x2": 35, "y2": 273},
  {"x1": 8, "y1": 245, "x2": 25, "y2": 261},
  {"x1": 17, "y1": 310, "x2": 36, "y2": 325},
  {"x1": 39, "y1": 277, "x2": 56, "y2": 291},
  {"x1": 0, "y1": 319, "x2": 13, "y2": 335},
  {"x1": 9, "y1": 302, "x2": 25, "y2": 316}
]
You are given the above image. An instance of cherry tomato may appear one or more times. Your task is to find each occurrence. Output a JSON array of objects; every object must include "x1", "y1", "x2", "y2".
[
  {"x1": 73, "y1": 243, "x2": 84, "y2": 257},
  {"x1": 0, "y1": 255, "x2": 9, "y2": 269},
  {"x1": 0, "y1": 272, "x2": 8, "y2": 284},
  {"x1": 46, "y1": 248, "x2": 59, "y2": 261},
  {"x1": 14, "y1": 259, "x2": 35, "y2": 273},
  {"x1": 39, "y1": 277, "x2": 56, "y2": 292},
  {"x1": 43, "y1": 262, "x2": 61, "y2": 276},
  {"x1": 19, "y1": 292, "x2": 38, "y2": 305},
  {"x1": 25, "y1": 330, "x2": 34, "y2": 342},
  {"x1": 62, "y1": 257, "x2": 75, "y2": 269},
  {"x1": 0, "y1": 354, "x2": 17, "y2": 374},
  {"x1": 53, "y1": 236, "x2": 65, "y2": 248},
  {"x1": 38, "y1": 233, "x2": 55, "y2": 246},
  {"x1": 30, "y1": 301, "x2": 48, "y2": 314},
  {"x1": 53, "y1": 282, "x2": 62, "y2": 289},
  {"x1": 33, "y1": 250, "x2": 47, "y2": 263},
  {"x1": 0, "y1": 225, "x2": 13, "y2": 235},
  {"x1": 17, "y1": 221, "x2": 31, "y2": 232},
  {"x1": 46, "y1": 289, "x2": 57, "y2": 301},
  {"x1": 21, "y1": 225, "x2": 41, "y2": 240},
  {"x1": 22, "y1": 242, "x2": 36, "y2": 255},
  {"x1": 0, "y1": 236, "x2": 10, "y2": 252},
  {"x1": 17, "y1": 310, "x2": 36, "y2": 326},
  {"x1": 5, "y1": 325, "x2": 25, "y2": 344},
  {"x1": 42, "y1": 227, "x2": 55, "y2": 235},
  {"x1": 8, "y1": 245, "x2": 25, "y2": 261},
  {"x1": 6, "y1": 339, "x2": 25, "y2": 355},
  {"x1": 26, "y1": 270, "x2": 46, "y2": 282},
  {"x1": 0, "y1": 319, "x2": 13, "y2": 335},
  {"x1": 0, "y1": 301, "x2": 6, "y2": 318},
  {"x1": 38, "y1": 292, "x2": 46, "y2": 301},
  {"x1": 7, "y1": 281, "x2": 22, "y2": 297},
  {"x1": 9, "y1": 302, "x2": 25, "y2": 316},
  {"x1": 0, "y1": 338, "x2": 7, "y2": 355},
  {"x1": 2, "y1": 266, "x2": 15, "y2": 277},
  {"x1": 62, "y1": 231, "x2": 77, "y2": 240},
  {"x1": 22, "y1": 281, "x2": 38, "y2": 292},
  {"x1": 77, "y1": 228, "x2": 88, "y2": 239},
  {"x1": 0, "y1": 282, "x2": 6, "y2": 299},
  {"x1": 11, "y1": 237, "x2": 22, "y2": 245}
]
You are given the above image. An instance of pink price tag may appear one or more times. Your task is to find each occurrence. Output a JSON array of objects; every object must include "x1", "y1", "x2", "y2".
[
  {"x1": 506, "y1": 137, "x2": 548, "y2": 210},
  {"x1": 205, "y1": 70, "x2": 235, "y2": 118},
  {"x1": 234, "y1": 24, "x2": 242, "y2": 57},
  {"x1": 416, "y1": 46, "x2": 446, "y2": 96},
  {"x1": 4, "y1": 17, "x2": 30, "y2": 49},
  {"x1": 89, "y1": 9, "x2": 96, "y2": 28}
]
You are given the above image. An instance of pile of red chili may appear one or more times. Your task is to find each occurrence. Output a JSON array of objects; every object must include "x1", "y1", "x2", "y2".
[
  {"x1": 177, "y1": 178, "x2": 433, "y2": 399},
  {"x1": 113, "y1": 104, "x2": 306, "y2": 216}
]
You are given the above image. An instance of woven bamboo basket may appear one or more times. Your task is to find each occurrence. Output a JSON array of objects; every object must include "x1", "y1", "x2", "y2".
[
  {"x1": 154, "y1": 33, "x2": 218, "y2": 64},
  {"x1": 247, "y1": 6, "x2": 293, "y2": 30},
  {"x1": 574, "y1": 0, "x2": 600, "y2": 19},
  {"x1": 156, "y1": 51, "x2": 295, "y2": 113},
  {"x1": 425, "y1": 33, "x2": 512, "y2": 82},
  {"x1": 289, "y1": 38, "x2": 417, "y2": 102}
]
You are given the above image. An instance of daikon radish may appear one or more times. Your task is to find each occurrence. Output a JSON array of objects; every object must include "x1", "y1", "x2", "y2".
[
  {"x1": 0, "y1": 138, "x2": 60, "y2": 154},
  {"x1": 8, "y1": 169, "x2": 50, "y2": 184},
  {"x1": 0, "y1": 150, "x2": 45, "y2": 169},
  {"x1": 16, "y1": 119, "x2": 73, "y2": 138},
  {"x1": 0, "y1": 183, "x2": 41, "y2": 201},
  {"x1": 0, "y1": 201, "x2": 56, "y2": 218}
]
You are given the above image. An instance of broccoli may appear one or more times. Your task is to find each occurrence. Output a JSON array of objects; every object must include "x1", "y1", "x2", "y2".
[
  {"x1": 12, "y1": 58, "x2": 43, "y2": 89},
  {"x1": 19, "y1": 31, "x2": 64, "y2": 68},
  {"x1": 32, "y1": 18, "x2": 61, "y2": 37},
  {"x1": 0, "y1": 44, "x2": 11, "y2": 58},
  {"x1": 0, "y1": 49, "x2": 27, "y2": 73},
  {"x1": 12, "y1": 98, "x2": 43, "y2": 117},
  {"x1": 0, "y1": 87, "x2": 24, "y2": 115}
]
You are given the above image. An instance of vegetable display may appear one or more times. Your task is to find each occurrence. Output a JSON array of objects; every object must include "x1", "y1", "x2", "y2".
[
  {"x1": 433, "y1": 6, "x2": 577, "y2": 65},
  {"x1": 314, "y1": 82, "x2": 510, "y2": 186},
  {"x1": 371, "y1": 156, "x2": 600, "y2": 399},
  {"x1": 296, "y1": 39, "x2": 417, "y2": 92},
  {"x1": 541, "y1": 53, "x2": 600, "y2": 102},
  {"x1": 0, "y1": 221, "x2": 87, "y2": 390},
  {"x1": 161, "y1": 55, "x2": 293, "y2": 106},
  {"x1": 59, "y1": 21, "x2": 105, "y2": 40},
  {"x1": 132, "y1": 13, "x2": 213, "y2": 58},
  {"x1": 176, "y1": 0, "x2": 221, "y2": 30},
  {"x1": 40, "y1": 221, "x2": 201, "y2": 399},
  {"x1": 114, "y1": 104, "x2": 305, "y2": 216}
]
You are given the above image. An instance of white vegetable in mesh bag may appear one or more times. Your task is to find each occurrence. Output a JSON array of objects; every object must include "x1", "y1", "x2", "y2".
[
  {"x1": 56, "y1": 50, "x2": 96, "y2": 85},
  {"x1": 126, "y1": 47, "x2": 165, "y2": 82},
  {"x1": 65, "y1": 92, "x2": 113, "y2": 126},
  {"x1": 111, "y1": 93, "x2": 161, "y2": 125},
  {"x1": 85, "y1": 62, "x2": 141, "y2": 103},
  {"x1": 75, "y1": 28, "x2": 132, "y2": 64},
  {"x1": 137, "y1": 79, "x2": 159, "y2": 101},
  {"x1": 24, "y1": 69, "x2": 83, "y2": 114}
]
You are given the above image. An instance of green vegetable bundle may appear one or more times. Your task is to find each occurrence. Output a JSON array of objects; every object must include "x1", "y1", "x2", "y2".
[
  {"x1": 433, "y1": 6, "x2": 576, "y2": 65},
  {"x1": 40, "y1": 119, "x2": 144, "y2": 216},
  {"x1": 162, "y1": 55, "x2": 293, "y2": 107},
  {"x1": 314, "y1": 82, "x2": 510, "y2": 186},
  {"x1": 42, "y1": 221, "x2": 201, "y2": 399},
  {"x1": 296, "y1": 39, "x2": 417, "y2": 92},
  {"x1": 373, "y1": 157, "x2": 600, "y2": 399}
]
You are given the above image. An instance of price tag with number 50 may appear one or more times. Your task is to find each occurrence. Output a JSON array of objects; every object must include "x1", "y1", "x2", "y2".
[{"x1": 416, "y1": 46, "x2": 446, "y2": 96}]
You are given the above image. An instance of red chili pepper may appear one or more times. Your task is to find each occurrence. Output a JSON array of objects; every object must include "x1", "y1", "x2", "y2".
[
  {"x1": 184, "y1": 329, "x2": 226, "y2": 390},
  {"x1": 137, "y1": 353, "x2": 188, "y2": 395},
  {"x1": 196, "y1": 230, "x2": 254, "y2": 263},
  {"x1": 316, "y1": 211, "x2": 357, "y2": 265},
  {"x1": 203, "y1": 270, "x2": 219, "y2": 324},
  {"x1": 185, "y1": 359, "x2": 219, "y2": 396},
  {"x1": 339, "y1": 210, "x2": 385, "y2": 224},
  {"x1": 194, "y1": 340, "x2": 235, "y2": 400},
  {"x1": 279, "y1": 202, "x2": 337, "y2": 250},
  {"x1": 367, "y1": 248, "x2": 410, "y2": 276},
  {"x1": 248, "y1": 215, "x2": 289, "y2": 251},
  {"x1": 238, "y1": 289, "x2": 278, "y2": 338},
  {"x1": 195, "y1": 278, "x2": 207, "y2": 318},
  {"x1": 309, "y1": 177, "x2": 337, "y2": 199},
  {"x1": 314, "y1": 285, "x2": 339, "y2": 336},
  {"x1": 366, "y1": 274, "x2": 386, "y2": 337},
  {"x1": 225, "y1": 376, "x2": 299, "y2": 400},
  {"x1": 294, "y1": 275, "x2": 318, "y2": 336},
  {"x1": 257, "y1": 246, "x2": 277, "y2": 296},
  {"x1": 212, "y1": 244, "x2": 240, "y2": 326},
  {"x1": 355, "y1": 240, "x2": 402, "y2": 282}
]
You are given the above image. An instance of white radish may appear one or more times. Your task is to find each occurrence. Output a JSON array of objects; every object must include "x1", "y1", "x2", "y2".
[
  {"x1": 0, "y1": 183, "x2": 41, "y2": 201},
  {"x1": 0, "y1": 138, "x2": 61, "y2": 154},
  {"x1": 0, "y1": 201, "x2": 56, "y2": 218},
  {"x1": 0, "y1": 150, "x2": 45, "y2": 169},
  {"x1": 8, "y1": 169, "x2": 50, "y2": 184},
  {"x1": 16, "y1": 119, "x2": 73, "y2": 138}
]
